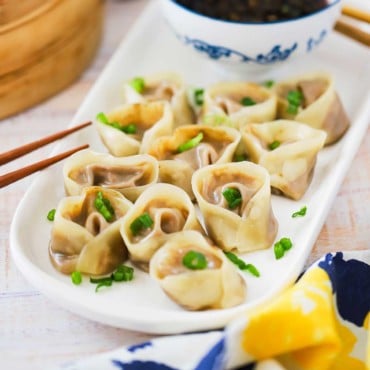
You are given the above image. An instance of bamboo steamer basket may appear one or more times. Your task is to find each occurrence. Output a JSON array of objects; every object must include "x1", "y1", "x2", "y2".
[{"x1": 0, "y1": 0, "x2": 104, "y2": 120}]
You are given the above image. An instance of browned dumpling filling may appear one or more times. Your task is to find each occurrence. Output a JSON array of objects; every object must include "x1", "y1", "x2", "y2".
[{"x1": 142, "y1": 80, "x2": 178, "y2": 102}]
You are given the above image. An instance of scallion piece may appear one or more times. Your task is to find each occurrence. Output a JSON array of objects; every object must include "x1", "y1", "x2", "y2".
[
  {"x1": 274, "y1": 237, "x2": 293, "y2": 259},
  {"x1": 47, "y1": 208, "x2": 56, "y2": 221},
  {"x1": 286, "y1": 90, "x2": 303, "y2": 114},
  {"x1": 268, "y1": 140, "x2": 281, "y2": 150},
  {"x1": 113, "y1": 265, "x2": 134, "y2": 282},
  {"x1": 94, "y1": 191, "x2": 115, "y2": 222},
  {"x1": 240, "y1": 96, "x2": 256, "y2": 106},
  {"x1": 292, "y1": 206, "x2": 307, "y2": 218},
  {"x1": 95, "y1": 280, "x2": 113, "y2": 292},
  {"x1": 233, "y1": 153, "x2": 248, "y2": 162},
  {"x1": 224, "y1": 251, "x2": 260, "y2": 277},
  {"x1": 96, "y1": 112, "x2": 137, "y2": 134},
  {"x1": 263, "y1": 80, "x2": 275, "y2": 88},
  {"x1": 177, "y1": 132, "x2": 204, "y2": 153},
  {"x1": 129, "y1": 77, "x2": 145, "y2": 93},
  {"x1": 222, "y1": 188, "x2": 242, "y2": 210},
  {"x1": 121, "y1": 123, "x2": 137, "y2": 134},
  {"x1": 182, "y1": 250, "x2": 207, "y2": 270},
  {"x1": 130, "y1": 212, "x2": 154, "y2": 236},
  {"x1": 194, "y1": 88, "x2": 204, "y2": 106},
  {"x1": 96, "y1": 112, "x2": 109, "y2": 124},
  {"x1": 71, "y1": 271, "x2": 82, "y2": 285}
]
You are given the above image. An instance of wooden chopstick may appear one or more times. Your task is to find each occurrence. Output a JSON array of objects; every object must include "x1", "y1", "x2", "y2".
[
  {"x1": 0, "y1": 144, "x2": 89, "y2": 188},
  {"x1": 342, "y1": 5, "x2": 370, "y2": 23},
  {"x1": 334, "y1": 5, "x2": 370, "y2": 47},
  {"x1": 0, "y1": 121, "x2": 92, "y2": 166}
]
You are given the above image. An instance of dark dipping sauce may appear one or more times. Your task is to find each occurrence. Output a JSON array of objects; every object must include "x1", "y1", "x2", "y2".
[{"x1": 174, "y1": 0, "x2": 330, "y2": 22}]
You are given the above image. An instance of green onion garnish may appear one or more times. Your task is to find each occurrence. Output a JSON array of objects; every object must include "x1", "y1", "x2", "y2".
[
  {"x1": 233, "y1": 153, "x2": 248, "y2": 162},
  {"x1": 194, "y1": 88, "x2": 204, "y2": 106},
  {"x1": 263, "y1": 80, "x2": 275, "y2": 88},
  {"x1": 240, "y1": 97, "x2": 257, "y2": 106},
  {"x1": 112, "y1": 265, "x2": 134, "y2": 282},
  {"x1": 286, "y1": 90, "x2": 304, "y2": 115},
  {"x1": 292, "y1": 206, "x2": 307, "y2": 218},
  {"x1": 222, "y1": 188, "x2": 242, "y2": 210},
  {"x1": 268, "y1": 140, "x2": 281, "y2": 150},
  {"x1": 177, "y1": 132, "x2": 204, "y2": 153},
  {"x1": 130, "y1": 212, "x2": 154, "y2": 236},
  {"x1": 274, "y1": 237, "x2": 293, "y2": 259},
  {"x1": 224, "y1": 251, "x2": 260, "y2": 277},
  {"x1": 94, "y1": 191, "x2": 115, "y2": 222},
  {"x1": 182, "y1": 250, "x2": 207, "y2": 270},
  {"x1": 95, "y1": 280, "x2": 112, "y2": 292},
  {"x1": 47, "y1": 208, "x2": 56, "y2": 221},
  {"x1": 96, "y1": 112, "x2": 137, "y2": 134},
  {"x1": 129, "y1": 77, "x2": 145, "y2": 93},
  {"x1": 71, "y1": 271, "x2": 82, "y2": 285}
]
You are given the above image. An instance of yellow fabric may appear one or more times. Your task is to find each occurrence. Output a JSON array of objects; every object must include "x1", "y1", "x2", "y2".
[{"x1": 240, "y1": 267, "x2": 369, "y2": 370}]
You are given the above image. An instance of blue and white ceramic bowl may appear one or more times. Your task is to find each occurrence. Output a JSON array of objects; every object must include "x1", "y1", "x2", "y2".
[{"x1": 160, "y1": 0, "x2": 342, "y2": 73}]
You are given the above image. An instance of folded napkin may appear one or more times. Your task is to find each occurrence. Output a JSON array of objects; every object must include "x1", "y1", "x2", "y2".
[{"x1": 60, "y1": 251, "x2": 370, "y2": 370}]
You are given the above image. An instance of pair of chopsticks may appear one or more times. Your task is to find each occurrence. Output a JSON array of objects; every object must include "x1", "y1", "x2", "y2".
[
  {"x1": 0, "y1": 121, "x2": 92, "y2": 188},
  {"x1": 335, "y1": 5, "x2": 370, "y2": 47}
]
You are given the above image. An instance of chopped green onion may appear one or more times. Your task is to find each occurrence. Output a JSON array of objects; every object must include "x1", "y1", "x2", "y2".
[
  {"x1": 90, "y1": 276, "x2": 112, "y2": 284},
  {"x1": 113, "y1": 265, "x2": 134, "y2": 282},
  {"x1": 129, "y1": 77, "x2": 145, "y2": 93},
  {"x1": 47, "y1": 208, "x2": 56, "y2": 221},
  {"x1": 177, "y1": 132, "x2": 204, "y2": 153},
  {"x1": 224, "y1": 251, "x2": 260, "y2": 277},
  {"x1": 263, "y1": 80, "x2": 275, "y2": 88},
  {"x1": 274, "y1": 237, "x2": 293, "y2": 259},
  {"x1": 286, "y1": 90, "x2": 304, "y2": 115},
  {"x1": 71, "y1": 271, "x2": 82, "y2": 285},
  {"x1": 292, "y1": 206, "x2": 307, "y2": 218},
  {"x1": 96, "y1": 112, "x2": 137, "y2": 134},
  {"x1": 233, "y1": 153, "x2": 248, "y2": 162},
  {"x1": 182, "y1": 250, "x2": 207, "y2": 270},
  {"x1": 130, "y1": 212, "x2": 154, "y2": 236},
  {"x1": 94, "y1": 191, "x2": 115, "y2": 222},
  {"x1": 194, "y1": 88, "x2": 204, "y2": 106},
  {"x1": 95, "y1": 280, "x2": 113, "y2": 292},
  {"x1": 222, "y1": 188, "x2": 242, "y2": 210},
  {"x1": 240, "y1": 96, "x2": 257, "y2": 106},
  {"x1": 268, "y1": 140, "x2": 281, "y2": 150}
]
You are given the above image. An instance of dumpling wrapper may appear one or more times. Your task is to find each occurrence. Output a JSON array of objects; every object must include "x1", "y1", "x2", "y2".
[
  {"x1": 201, "y1": 81, "x2": 277, "y2": 129},
  {"x1": 96, "y1": 101, "x2": 174, "y2": 156},
  {"x1": 147, "y1": 124, "x2": 241, "y2": 199},
  {"x1": 49, "y1": 186, "x2": 132, "y2": 276},
  {"x1": 192, "y1": 162, "x2": 278, "y2": 253},
  {"x1": 63, "y1": 149, "x2": 159, "y2": 202},
  {"x1": 121, "y1": 183, "x2": 203, "y2": 271},
  {"x1": 275, "y1": 72, "x2": 350, "y2": 145},
  {"x1": 122, "y1": 72, "x2": 194, "y2": 128},
  {"x1": 242, "y1": 120, "x2": 327, "y2": 200},
  {"x1": 150, "y1": 230, "x2": 246, "y2": 310}
]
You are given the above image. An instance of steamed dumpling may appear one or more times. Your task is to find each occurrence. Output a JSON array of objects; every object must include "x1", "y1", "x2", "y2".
[
  {"x1": 123, "y1": 72, "x2": 194, "y2": 127},
  {"x1": 275, "y1": 72, "x2": 350, "y2": 144},
  {"x1": 150, "y1": 231, "x2": 246, "y2": 310},
  {"x1": 96, "y1": 101, "x2": 174, "y2": 156},
  {"x1": 49, "y1": 186, "x2": 132, "y2": 276},
  {"x1": 63, "y1": 149, "x2": 159, "y2": 202},
  {"x1": 147, "y1": 124, "x2": 241, "y2": 198},
  {"x1": 192, "y1": 162, "x2": 278, "y2": 253},
  {"x1": 242, "y1": 120, "x2": 327, "y2": 200},
  {"x1": 201, "y1": 81, "x2": 277, "y2": 128},
  {"x1": 120, "y1": 183, "x2": 203, "y2": 271}
]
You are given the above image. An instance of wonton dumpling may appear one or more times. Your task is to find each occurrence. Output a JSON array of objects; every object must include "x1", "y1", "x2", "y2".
[
  {"x1": 201, "y1": 81, "x2": 277, "y2": 128},
  {"x1": 121, "y1": 183, "x2": 203, "y2": 271},
  {"x1": 123, "y1": 72, "x2": 194, "y2": 127},
  {"x1": 147, "y1": 125, "x2": 241, "y2": 198},
  {"x1": 275, "y1": 72, "x2": 350, "y2": 145},
  {"x1": 242, "y1": 120, "x2": 327, "y2": 200},
  {"x1": 192, "y1": 162, "x2": 278, "y2": 253},
  {"x1": 63, "y1": 149, "x2": 159, "y2": 202},
  {"x1": 96, "y1": 101, "x2": 174, "y2": 156},
  {"x1": 49, "y1": 186, "x2": 132, "y2": 276},
  {"x1": 150, "y1": 231, "x2": 246, "y2": 310}
]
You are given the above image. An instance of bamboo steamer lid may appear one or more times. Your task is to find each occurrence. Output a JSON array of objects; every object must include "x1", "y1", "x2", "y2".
[{"x1": 0, "y1": 0, "x2": 104, "y2": 120}]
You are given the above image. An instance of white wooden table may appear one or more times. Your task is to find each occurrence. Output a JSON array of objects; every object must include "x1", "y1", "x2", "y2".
[{"x1": 0, "y1": 1, "x2": 369, "y2": 369}]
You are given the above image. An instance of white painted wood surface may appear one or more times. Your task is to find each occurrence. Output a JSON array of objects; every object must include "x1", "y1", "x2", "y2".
[{"x1": 0, "y1": 0, "x2": 369, "y2": 369}]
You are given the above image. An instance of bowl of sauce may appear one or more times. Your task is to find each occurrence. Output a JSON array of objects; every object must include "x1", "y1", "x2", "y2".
[{"x1": 160, "y1": 0, "x2": 342, "y2": 73}]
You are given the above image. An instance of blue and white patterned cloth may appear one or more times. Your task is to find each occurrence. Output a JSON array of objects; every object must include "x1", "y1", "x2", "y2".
[{"x1": 60, "y1": 251, "x2": 370, "y2": 370}]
